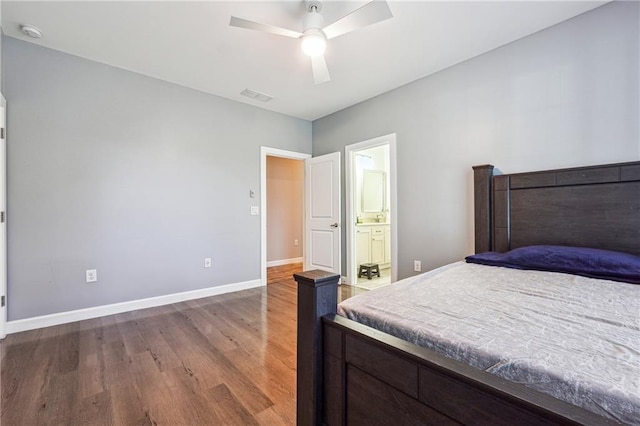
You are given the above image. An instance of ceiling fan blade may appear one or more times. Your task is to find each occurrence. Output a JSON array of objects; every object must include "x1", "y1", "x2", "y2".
[
  {"x1": 229, "y1": 16, "x2": 303, "y2": 39},
  {"x1": 311, "y1": 55, "x2": 331, "y2": 85},
  {"x1": 322, "y1": 0, "x2": 393, "y2": 40}
]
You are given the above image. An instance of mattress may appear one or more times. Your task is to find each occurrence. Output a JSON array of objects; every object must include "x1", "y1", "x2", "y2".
[{"x1": 338, "y1": 262, "x2": 640, "y2": 424}]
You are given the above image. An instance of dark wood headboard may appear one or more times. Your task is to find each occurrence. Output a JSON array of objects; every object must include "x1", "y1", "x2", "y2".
[{"x1": 473, "y1": 161, "x2": 640, "y2": 257}]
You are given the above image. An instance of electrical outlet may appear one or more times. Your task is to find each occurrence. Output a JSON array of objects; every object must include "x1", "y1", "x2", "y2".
[
  {"x1": 250, "y1": 206, "x2": 259, "y2": 215},
  {"x1": 204, "y1": 258, "x2": 212, "y2": 268},
  {"x1": 86, "y1": 269, "x2": 98, "y2": 283},
  {"x1": 413, "y1": 260, "x2": 421, "y2": 272},
  {"x1": 294, "y1": 239, "x2": 299, "y2": 246}
]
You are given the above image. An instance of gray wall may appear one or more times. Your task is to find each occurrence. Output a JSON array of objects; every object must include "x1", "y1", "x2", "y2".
[
  {"x1": 3, "y1": 36, "x2": 311, "y2": 320},
  {"x1": 313, "y1": 1, "x2": 640, "y2": 279}
]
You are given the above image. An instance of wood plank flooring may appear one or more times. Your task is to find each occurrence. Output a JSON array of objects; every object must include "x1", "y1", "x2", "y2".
[
  {"x1": 267, "y1": 263, "x2": 303, "y2": 285},
  {"x1": 0, "y1": 264, "x2": 364, "y2": 425},
  {"x1": 267, "y1": 262, "x2": 367, "y2": 301}
]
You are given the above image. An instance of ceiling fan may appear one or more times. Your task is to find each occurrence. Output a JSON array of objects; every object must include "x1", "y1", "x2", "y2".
[{"x1": 229, "y1": 0, "x2": 393, "y2": 85}]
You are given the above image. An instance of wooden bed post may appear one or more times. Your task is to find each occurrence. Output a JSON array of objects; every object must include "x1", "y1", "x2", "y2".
[
  {"x1": 294, "y1": 270, "x2": 341, "y2": 426},
  {"x1": 473, "y1": 164, "x2": 494, "y2": 254}
]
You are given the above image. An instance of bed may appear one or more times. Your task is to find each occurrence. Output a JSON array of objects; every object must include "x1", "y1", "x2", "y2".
[{"x1": 294, "y1": 161, "x2": 640, "y2": 425}]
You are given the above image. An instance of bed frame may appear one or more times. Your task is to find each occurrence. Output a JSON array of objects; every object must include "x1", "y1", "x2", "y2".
[{"x1": 294, "y1": 160, "x2": 640, "y2": 425}]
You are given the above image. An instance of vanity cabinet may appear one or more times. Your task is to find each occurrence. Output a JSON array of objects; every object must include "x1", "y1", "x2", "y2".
[
  {"x1": 385, "y1": 226, "x2": 391, "y2": 264},
  {"x1": 356, "y1": 224, "x2": 390, "y2": 269},
  {"x1": 371, "y1": 227, "x2": 385, "y2": 264},
  {"x1": 356, "y1": 228, "x2": 371, "y2": 267}
]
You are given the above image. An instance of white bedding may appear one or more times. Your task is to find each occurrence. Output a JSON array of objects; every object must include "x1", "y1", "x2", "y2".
[{"x1": 338, "y1": 262, "x2": 640, "y2": 424}]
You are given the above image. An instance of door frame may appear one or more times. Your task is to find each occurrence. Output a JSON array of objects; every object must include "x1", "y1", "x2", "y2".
[
  {"x1": 345, "y1": 134, "x2": 398, "y2": 286},
  {"x1": 0, "y1": 95, "x2": 6, "y2": 339},
  {"x1": 260, "y1": 147, "x2": 311, "y2": 286}
]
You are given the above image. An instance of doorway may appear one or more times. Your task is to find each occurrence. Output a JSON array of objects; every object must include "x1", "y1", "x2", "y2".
[
  {"x1": 260, "y1": 147, "x2": 311, "y2": 286},
  {"x1": 345, "y1": 134, "x2": 397, "y2": 289}
]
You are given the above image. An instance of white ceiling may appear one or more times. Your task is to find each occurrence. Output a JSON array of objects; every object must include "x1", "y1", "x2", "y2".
[{"x1": 2, "y1": 1, "x2": 606, "y2": 121}]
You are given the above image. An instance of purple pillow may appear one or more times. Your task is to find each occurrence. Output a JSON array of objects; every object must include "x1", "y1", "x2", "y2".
[{"x1": 466, "y1": 245, "x2": 640, "y2": 284}]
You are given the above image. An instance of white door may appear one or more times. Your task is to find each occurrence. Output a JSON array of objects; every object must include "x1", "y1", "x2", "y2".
[
  {"x1": 0, "y1": 97, "x2": 6, "y2": 339},
  {"x1": 305, "y1": 152, "x2": 341, "y2": 274}
]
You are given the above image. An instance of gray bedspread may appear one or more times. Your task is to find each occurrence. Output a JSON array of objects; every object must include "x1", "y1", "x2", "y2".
[{"x1": 338, "y1": 262, "x2": 640, "y2": 424}]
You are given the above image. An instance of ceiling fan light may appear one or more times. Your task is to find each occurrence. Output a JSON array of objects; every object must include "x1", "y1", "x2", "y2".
[{"x1": 301, "y1": 34, "x2": 326, "y2": 57}]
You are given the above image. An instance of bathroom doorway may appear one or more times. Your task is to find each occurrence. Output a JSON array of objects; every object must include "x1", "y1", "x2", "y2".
[{"x1": 345, "y1": 134, "x2": 397, "y2": 290}]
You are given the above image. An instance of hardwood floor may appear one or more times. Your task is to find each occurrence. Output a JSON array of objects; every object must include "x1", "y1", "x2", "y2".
[
  {"x1": 0, "y1": 265, "x2": 364, "y2": 425},
  {"x1": 267, "y1": 262, "x2": 367, "y2": 302},
  {"x1": 267, "y1": 262, "x2": 303, "y2": 285}
]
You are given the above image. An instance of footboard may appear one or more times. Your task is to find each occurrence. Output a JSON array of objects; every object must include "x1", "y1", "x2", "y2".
[
  {"x1": 322, "y1": 316, "x2": 617, "y2": 426},
  {"x1": 294, "y1": 271, "x2": 617, "y2": 426}
]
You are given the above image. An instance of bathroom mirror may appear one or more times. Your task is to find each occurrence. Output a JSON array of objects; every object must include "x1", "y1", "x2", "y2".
[{"x1": 362, "y1": 170, "x2": 386, "y2": 212}]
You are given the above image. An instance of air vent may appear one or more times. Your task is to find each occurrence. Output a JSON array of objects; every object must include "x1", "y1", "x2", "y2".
[{"x1": 240, "y1": 88, "x2": 273, "y2": 102}]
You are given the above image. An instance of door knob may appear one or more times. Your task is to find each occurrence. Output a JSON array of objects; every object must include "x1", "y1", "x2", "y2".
[{"x1": 330, "y1": 223, "x2": 339, "y2": 228}]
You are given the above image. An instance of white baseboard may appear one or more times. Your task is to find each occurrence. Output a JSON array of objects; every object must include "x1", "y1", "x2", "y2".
[
  {"x1": 266, "y1": 257, "x2": 303, "y2": 267},
  {"x1": 6, "y1": 278, "x2": 263, "y2": 335}
]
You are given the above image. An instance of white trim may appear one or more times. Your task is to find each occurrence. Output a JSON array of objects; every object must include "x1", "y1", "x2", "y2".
[
  {"x1": 266, "y1": 257, "x2": 303, "y2": 267},
  {"x1": 345, "y1": 134, "x2": 398, "y2": 287},
  {"x1": 6, "y1": 278, "x2": 262, "y2": 334},
  {"x1": 260, "y1": 147, "x2": 311, "y2": 286},
  {"x1": 0, "y1": 96, "x2": 6, "y2": 340}
]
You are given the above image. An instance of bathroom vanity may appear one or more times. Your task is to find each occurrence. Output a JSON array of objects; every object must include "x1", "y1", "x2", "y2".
[{"x1": 356, "y1": 223, "x2": 391, "y2": 269}]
